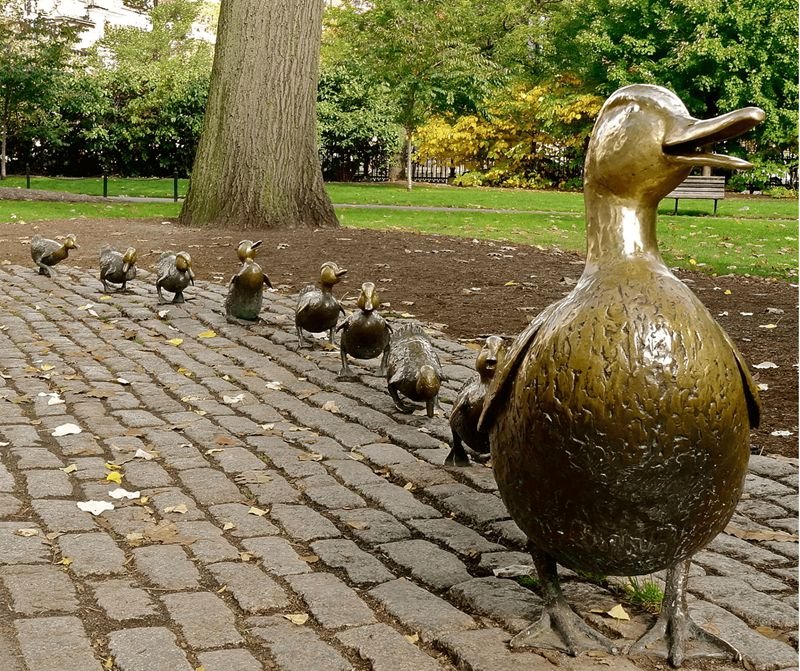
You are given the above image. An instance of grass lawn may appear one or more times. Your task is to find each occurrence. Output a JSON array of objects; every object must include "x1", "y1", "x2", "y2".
[
  {"x1": 0, "y1": 197, "x2": 793, "y2": 280},
  {"x1": 3, "y1": 176, "x2": 797, "y2": 220}
]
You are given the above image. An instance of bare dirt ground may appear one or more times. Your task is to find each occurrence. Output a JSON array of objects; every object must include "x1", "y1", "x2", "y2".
[{"x1": 4, "y1": 216, "x2": 797, "y2": 458}]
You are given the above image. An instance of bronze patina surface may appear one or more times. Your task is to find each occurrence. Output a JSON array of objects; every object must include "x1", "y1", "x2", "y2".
[
  {"x1": 446, "y1": 335, "x2": 506, "y2": 467},
  {"x1": 480, "y1": 84, "x2": 763, "y2": 666},
  {"x1": 156, "y1": 251, "x2": 195, "y2": 304},
  {"x1": 225, "y1": 240, "x2": 271, "y2": 323},
  {"x1": 30, "y1": 233, "x2": 78, "y2": 277},
  {"x1": 99, "y1": 245, "x2": 137, "y2": 292},
  {"x1": 386, "y1": 323, "x2": 443, "y2": 418},
  {"x1": 295, "y1": 261, "x2": 347, "y2": 347},
  {"x1": 337, "y1": 281, "x2": 392, "y2": 380}
]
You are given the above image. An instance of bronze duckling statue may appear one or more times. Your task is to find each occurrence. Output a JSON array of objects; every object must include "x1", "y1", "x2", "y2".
[
  {"x1": 480, "y1": 85, "x2": 763, "y2": 666},
  {"x1": 30, "y1": 233, "x2": 78, "y2": 276},
  {"x1": 295, "y1": 261, "x2": 347, "y2": 347},
  {"x1": 445, "y1": 335, "x2": 506, "y2": 467},
  {"x1": 336, "y1": 281, "x2": 392, "y2": 380},
  {"x1": 156, "y1": 251, "x2": 195, "y2": 304},
  {"x1": 99, "y1": 245, "x2": 137, "y2": 292},
  {"x1": 386, "y1": 323, "x2": 443, "y2": 418},
  {"x1": 225, "y1": 239, "x2": 272, "y2": 323}
]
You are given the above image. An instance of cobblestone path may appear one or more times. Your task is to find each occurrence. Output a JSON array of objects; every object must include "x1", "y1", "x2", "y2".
[{"x1": 0, "y1": 265, "x2": 796, "y2": 671}]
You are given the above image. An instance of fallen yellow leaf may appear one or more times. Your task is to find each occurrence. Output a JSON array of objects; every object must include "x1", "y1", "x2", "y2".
[
  {"x1": 248, "y1": 506, "x2": 268, "y2": 517},
  {"x1": 607, "y1": 604, "x2": 630, "y2": 621},
  {"x1": 283, "y1": 613, "x2": 309, "y2": 625},
  {"x1": 166, "y1": 338, "x2": 184, "y2": 346},
  {"x1": 104, "y1": 462, "x2": 122, "y2": 471},
  {"x1": 198, "y1": 330, "x2": 217, "y2": 339},
  {"x1": 58, "y1": 557, "x2": 73, "y2": 567},
  {"x1": 106, "y1": 471, "x2": 123, "y2": 484},
  {"x1": 61, "y1": 464, "x2": 78, "y2": 474}
]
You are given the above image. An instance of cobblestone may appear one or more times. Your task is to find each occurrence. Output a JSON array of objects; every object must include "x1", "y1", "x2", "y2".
[
  {"x1": 1, "y1": 564, "x2": 79, "y2": 615},
  {"x1": 163, "y1": 591, "x2": 244, "y2": 648},
  {"x1": 0, "y1": 266, "x2": 794, "y2": 671},
  {"x1": 108, "y1": 627, "x2": 193, "y2": 671},
  {"x1": 15, "y1": 616, "x2": 101, "y2": 671},
  {"x1": 286, "y1": 571, "x2": 377, "y2": 628}
]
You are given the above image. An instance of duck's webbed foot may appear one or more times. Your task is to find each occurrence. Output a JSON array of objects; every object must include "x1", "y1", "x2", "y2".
[
  {"x1": 629, "y1": 560, "x2": 739, "y2": 667},
  {"x1": 337, "y1": 353, "x2": 359, "y2": 381},
  {"x1": 511, "y1": 549, "x2": 618, "y2": 657},
  {"x1": 444, "y1": 435, "x2": 471, "y2": 467},
  {"x1": 37, "y1": 264, "x2": 52, "y2": 277},
  {"x1": 388, "y1": 387, "x2": 417, "y2": 414},
  {"x1": 172, "y1": 291, "x2": 185, "y2": 304}
]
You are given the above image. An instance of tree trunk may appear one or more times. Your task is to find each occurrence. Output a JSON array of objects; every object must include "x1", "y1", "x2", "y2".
[
  {"x1": 405, "y1": 127, "x2": 413, "y2": 191},
  {"x1": 179, "y1": 0, "x2": 337, "y2": 229}
]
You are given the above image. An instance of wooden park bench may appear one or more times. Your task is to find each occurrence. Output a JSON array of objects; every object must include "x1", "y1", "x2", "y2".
[{"x1": 665, "y1": 175, "x2": 726, "y2": 214}]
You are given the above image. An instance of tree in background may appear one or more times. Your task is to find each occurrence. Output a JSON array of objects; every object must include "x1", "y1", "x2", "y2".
[
  {"x1": 180, "y1": 0, "x2": 336, "y2": 229},
  {"x1": 541, "y1": 0, "x2": 798, "y2": 162},
  {"x1": 0, "y1": 0, "x2": 78, "y2": 178},
  {"x1": 326, "y1": 0, "x2": 515, "y2": 190},
  {"x1": 317, "y1": 58, "x2": 401, "y2": 182},
  {"x1": 416, "y1": 78, "x2": 602, "y2": 188}
]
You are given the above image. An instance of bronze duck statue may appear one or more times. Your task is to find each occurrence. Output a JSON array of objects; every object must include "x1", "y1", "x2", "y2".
[
  {"x1": 386, "y1": 323, "x2": 443, "y2": 418},
  {"x1": 336, "y1": 281, "x2": 392, "y2": 380},
  {"x1": 156, "y1": 251, "x2": 194, "y2": 304},
  {"x1": 479, "y1": 85, "x2": 763, "y2": 666},
  {"x1": 30, "y1": 233, "x2": 78, "y2": 276},
  {"x1": 295, "y1": 261, "x2": 347, "y2": 347},
  {"x1": 445, "y1": 335, "x2": 506, "y2": 467},
  {"x1": 225, "y1": 239, "x2": 272, "y2": 323},
  {"x1": 99, "y1": 245, "x2": 137, "y2": 292}
]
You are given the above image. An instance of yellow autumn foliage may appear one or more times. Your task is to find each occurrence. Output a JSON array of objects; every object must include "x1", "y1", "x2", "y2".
[{"x1": 415, "y1": 80, "x2": 603, "y2": 187}]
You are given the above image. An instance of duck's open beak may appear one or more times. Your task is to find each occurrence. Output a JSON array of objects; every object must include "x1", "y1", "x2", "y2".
[
  {"x1": 663, "y1": 107, "x2": 764, "y2": 170},
  {"x1": 251, "y1": 240, "x2": 263, "y2": 251}
]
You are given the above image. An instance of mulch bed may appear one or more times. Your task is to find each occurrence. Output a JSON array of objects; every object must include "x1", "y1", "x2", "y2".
[{"x1": 4, "y1": 216, "x2": 796, "y2": 458}]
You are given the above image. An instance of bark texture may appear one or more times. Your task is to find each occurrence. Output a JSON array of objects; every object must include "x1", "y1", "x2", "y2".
[{"x1": 179, "y1": 0, "x2": 337, "y2": 229}]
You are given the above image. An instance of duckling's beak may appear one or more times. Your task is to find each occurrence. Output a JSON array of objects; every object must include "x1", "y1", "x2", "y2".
[
  {"x1": 251, "y1": 240, "x2": 263, "y2": 249},
  {"x1": 362, "y1": 285, "x2": 375, "y2": 312},
  {"x1": 122, "y1": 261, "x2": 130, "y2": 273},
  {"x1": 335, "y1": 268, "x2": 348, "y2": 278},
  {"x1": 189, "y1": 268, "x2": 195, "y2": 285},
  {"x1": 663, "y1": 107, "x2": 764, "y2": 170}
]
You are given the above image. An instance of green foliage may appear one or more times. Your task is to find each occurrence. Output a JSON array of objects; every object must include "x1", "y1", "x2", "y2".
[
  {"x1": 541, "y1": 0, "x2": 798, "y2": 161},
  {"x1": 514, "y1": 575, "x2": 539, "y2": 591},
  {"x1": 764, "y1": 187, "x2": 797, "y2": 199},
  {"x1": 17, "y1": 0, "x2": 214, "y2": 177},
  {"x1": 0, "y1": 0, "x2": 79, "y2": 175},
  {"x1": 317, "y1": 60, "x2": 401, "y2": 181},
  {"x1": 727, "y1": 159, "x2": 797, "y2": 193},
  {"x1": 625, "y1": 577, "x2": 664, "y2": 614}
]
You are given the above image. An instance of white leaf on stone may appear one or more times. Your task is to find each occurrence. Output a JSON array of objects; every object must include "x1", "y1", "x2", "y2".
[
  {"x1": 77, "y1": 500, "x2": 114, "y2": 516},
  {"x1": 739, "y1": 312, "x2": 753, "y2": 316},
  {"x1": 493, "y1": 564, "x2": 535, "y2": 578},
  {"x1": 247, "y1": 506, "x2": 268, "y2": 517},
  {"x1": 52, "y1": 423, "x2": 82, "y2": 437},
  {"x1": 770, "y1": 430, "x2": 793, "y2": 437},
  {"x1": 766, "y1": 307, "x2": 784, "y2": 314},
  {"x1": 757, "y1": 383, "x2": 769, "y2": 391},
  {"x1": 222, "y1": 393, "x2": 245, "y2": 405},
  {"x1": 753, "y1": 362, "x2": 778, "y2": 369},
  {"x1": 78, "y1": 303, "x2": 94, "y2": 311},
  {"x1": 15, "y1": 528, "x2": 39, "y2": 537},
  {"x1": 717, "y1": 311, "x2": 728, "y2": 316},
  {"x1": 38, "y1": 392, "x2": 65, "y2": 406},
  {"x1": 265, "y1": 381, "x2": 282, "y2": 390},
  {"x1": 157, "y1": 309, "x2": 170, "y2": 319},
  {"x1": 87, "y1": 309, "x2": 99, "y2": 317},
  {"x1": 108, "y1": 488, "x2": 141, "y2": 500},
  {"x1": 116, "y1": 377, "x2": 130, "y2": 385},
  {"x1": 283, "y1": 613, "x2": 309, "y2": 625},
  {"x1": 164, "y1": 504, "x2": 189, "y2": 514},
  {"x1": 134, "y1": 448, "x2": 155, "y2": 460}
]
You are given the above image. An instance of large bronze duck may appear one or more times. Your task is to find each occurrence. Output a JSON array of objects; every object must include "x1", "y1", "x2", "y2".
[
  {"x1": 30, "y1": 233, "x2": 78, "y2": 276},
  {"x1": 225, "y1": 240, "x2": 272, "y2": 323},
  {"x1": 445, "y1": 335, "x2": 506, "y2": 467},
  {"x1": 99, "y1": 245, "x2": 137, "y2": 292},
  {"x1": 386, "y1": 323, "x2": 443, "y2": 418},
  {"x1": 480, "y1": 85, "x2": 763, "y2": 666},
  {"x1": 156, "y1": 251, "x2": 194, "y2": 304},
  {"x1": 295, "y1": 261, "x2": 347, "y2": 347},
  {"x1": 336, "y1": 281, "x2": 392, "y2": 380}
]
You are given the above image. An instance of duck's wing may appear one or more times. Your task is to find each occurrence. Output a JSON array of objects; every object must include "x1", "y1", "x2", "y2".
[
  {"x1": 716, "y1": 324, "x2": 761, "y2": 429},
  {"x1": 295, "y1": 286, "x2": 317, "y2": 316},
  {"x1": 478, "y1": 303, "x2": 559, "y2": 432}
]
